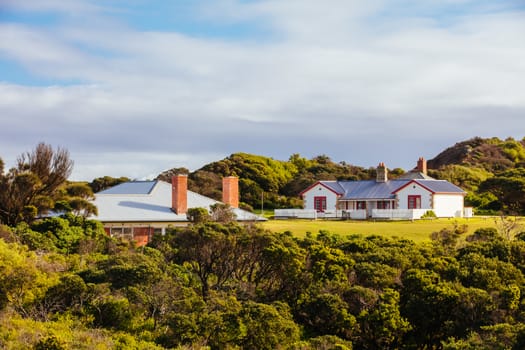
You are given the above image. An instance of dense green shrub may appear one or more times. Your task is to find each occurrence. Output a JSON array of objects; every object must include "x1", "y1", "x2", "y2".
[{"x1": 4, "y1": 218, "x2": 525, "y2": 348}]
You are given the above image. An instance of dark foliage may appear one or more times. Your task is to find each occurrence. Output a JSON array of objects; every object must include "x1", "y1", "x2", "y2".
[{"x1": 4, "y1": 219, "x2": 525, "y2": 348}]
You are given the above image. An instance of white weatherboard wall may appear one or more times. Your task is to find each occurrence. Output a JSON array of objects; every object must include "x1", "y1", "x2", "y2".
[
  {"x1": 433, "y1": 194, "x2": 465, "y2": 217},
  {"x1": 395, "y1": 183, "x2": 433, "y2": 209},
  {"x1": 303, "y1": 184, "x2": 338, "y2": 211}
]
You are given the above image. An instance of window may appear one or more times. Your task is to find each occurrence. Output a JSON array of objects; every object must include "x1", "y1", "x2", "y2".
[
  {"x1": 377, "y1": 201, "x2": 390, "y2": 209},
  {"x1": 314, "y1": 196, "x2": 327, "y2": 212},
  {"x1": 111, "y1": 227, "x2": 133, "y2": 240},
  {"x1": 357, "y1": 201, "x2": 366, "y2": 210},
  {"x1": 408, "y1": 195, "x2": 421, "y2": 209},
  {"x1": 110, "y1": 227, "x2": 122, "y2": 237}
]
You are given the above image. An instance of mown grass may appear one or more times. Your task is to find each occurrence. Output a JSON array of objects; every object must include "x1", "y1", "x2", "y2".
[{"x1": 260, "y1": 217, "x2": 506, "y2": 243}]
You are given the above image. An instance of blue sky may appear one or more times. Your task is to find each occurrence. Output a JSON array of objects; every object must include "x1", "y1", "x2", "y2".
[{"x1": 1, "y1": 0, "x2": 524, "y2": 180}]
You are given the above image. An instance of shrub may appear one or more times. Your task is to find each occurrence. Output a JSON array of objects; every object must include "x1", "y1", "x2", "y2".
[{"x1": 421, "y1": 210, "x2": 437, "y2": 219}]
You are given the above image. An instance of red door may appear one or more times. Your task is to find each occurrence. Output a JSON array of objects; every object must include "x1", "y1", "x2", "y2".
[{"x1": 314, "y1": 196, "x2": 327, "y2": 212}]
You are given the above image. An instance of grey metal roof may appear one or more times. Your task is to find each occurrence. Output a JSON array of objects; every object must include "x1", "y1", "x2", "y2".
[
  {"x1": 92, "y1": 180, "x2": 265, "y2": 222},
  {"x1": 98, "y1": 181, "x2": 157, "y2": 195},
  {"x1": 397, "y1": 171, "x2": 435, "y2": 180},
  {"x1": 319, "y1": 181, "x2": 345, "y2": 194},
  {"x1": 332, "y1": 178, "x2": 464, "y2": 200},
  {"x1": 338, "y1": 180, "x2": 410, "y2": 200},
  {"x1": 413, "y1": 179, "x2": 465, "y2": 194}
]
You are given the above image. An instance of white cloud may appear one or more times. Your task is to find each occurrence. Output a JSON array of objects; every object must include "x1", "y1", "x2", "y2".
[
  {"x1": 0, "y1": 0, "x2": 524, "y2": 179},
  {"x1": 70, "y1": 150, "x2": 227, "y2": 181}
]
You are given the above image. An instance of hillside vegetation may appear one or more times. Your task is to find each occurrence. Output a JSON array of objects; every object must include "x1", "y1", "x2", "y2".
[
  {"x1": 428, "y1": 137, "x2": 525, "y2": 214},
  {"x1": 157, "y1": 153, "x2": 394, "y2": 211},
  {"x1": 1, "y1": 139, "x2": 525, "y2": 348},
  {"x1": 2, "y1": 215, "x2": 525, "y2": 349},
  {"x1": 158, "y1": 137, "x2": 525, "y2": 215}
]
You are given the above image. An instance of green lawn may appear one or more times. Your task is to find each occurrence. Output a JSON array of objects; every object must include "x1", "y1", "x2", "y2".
[{"x1": 260, "y1": 217, "x2": 507, "y2": 243}]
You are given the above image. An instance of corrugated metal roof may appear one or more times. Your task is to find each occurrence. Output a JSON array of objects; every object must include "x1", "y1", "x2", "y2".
[
  {"x1": 319, "y1": 181, "x2": 345, "y2": 194},
  {"x1": 414, "y1": 179, "x2": 466, "y2": 193},
  {"x1": 397, "y1": 171, "x2": 435, "y2": 180},
  {"x1": 333, "y1": 178, "x2": 464, "y2": 200},
  {"x1": 98, "y1": 181, "x2": 157, "y2": 195},
  {"x1": 338, "y1": 180, "x2": 410, "y2": 200},
  {"x1": 92, "y1": 180, "x2": 264, "y2": 222}
]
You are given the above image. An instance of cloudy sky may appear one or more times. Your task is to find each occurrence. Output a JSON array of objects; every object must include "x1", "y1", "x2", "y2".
[{"x1": 1, "y1": 0, "x2": 524, "y2": 181}]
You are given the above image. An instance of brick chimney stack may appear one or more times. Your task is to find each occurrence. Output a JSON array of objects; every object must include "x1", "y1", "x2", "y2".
[
  {"x1": 376, "y1": 162, "x2": 388, "y2": 183},
  {"x1": 172, "y1": 175, "x2": 188, "y2": 214},
  {"x1": 222, "y1": 176, "x2": 239, "y2": 208},
  {"x1": 417, "y1": 157, "x2": 427, "y2": 175}
]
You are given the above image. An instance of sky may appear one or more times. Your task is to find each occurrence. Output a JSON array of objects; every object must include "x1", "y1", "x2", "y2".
[{"x1": 0, "y1": 0, "x2": 524, "y2": 181}]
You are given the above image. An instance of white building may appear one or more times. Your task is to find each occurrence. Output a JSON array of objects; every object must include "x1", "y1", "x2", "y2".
[
  {"x1": 91, "y1": 175, "x2": 264, "y2": 245},
  {"x1": 295, "y1": 158, "x2": 468, "y2": 220}
]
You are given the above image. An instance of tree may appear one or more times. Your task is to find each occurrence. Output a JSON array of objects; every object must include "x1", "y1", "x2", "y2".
[
  {"x1": 442, "y1": 323, "x2": 525, "y2": 350},
  {"x1": 400, "y1": 269, "x2": 461, "y2": 347},
  {"x1": 88, "y1": 176, "x2": 130, "y2": 193},
  {"x1": 431, "y1": 223, "x2": 468, "y2": 254},
  {"x1": 67, "y1": 198, "x2": 98, "y2": 217},
  {"x1": 34, "y1": 336, "x2": 66, "y2": 350},
  {"x1": 479, "y1": 170, "x2": 525, "y2": 215},
  {"x1": 197, "y1": 293, "x2": 246, "y2": 348},
  {"x1": 163, "y1": 223, "x2": 238, "y2": 298},
  {"x1": 296, "y1": 292, "x2": 356, "y2": 339},
  {"x1": 186, "y1": 207, "x2": 211, "y2": 224},
  {"x1": 304, "y1": 335, "x2": 354, "y2": 350},
  {"x1": 239, "y1": 301, "x2": 300, "y2": 349},
  {"x1": 493, "y1": 216, "x2": 523, "y2": 240},
  {"x1": 35, "y1": 274, "x2": 89, "y2": 318},
  {"x1": 358, "y1": 288, "x2": 411, "y2": 349},
  {"x1": 306, "y1": 242, "x2": 353, "y2": 283},
  {"x1": 0, "y1": 239, "x2": 47, "y2": 316},
  {"x1": 0, "y1": 143, "x2": 73, "y2": 225},
  {"x1": 354, "y1": 261, "x2": 400, "y2": 290},
  {"x1": 54, "y1": 182, "x2": 98, "y2": 217},
  {"x1": 210, "y1": 203, "x2": 236, "y2": 224}
]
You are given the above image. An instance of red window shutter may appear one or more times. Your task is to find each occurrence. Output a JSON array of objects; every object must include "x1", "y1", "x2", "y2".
[{"x1": 408, "y1": 195, "x2": 421, "y2": 209}]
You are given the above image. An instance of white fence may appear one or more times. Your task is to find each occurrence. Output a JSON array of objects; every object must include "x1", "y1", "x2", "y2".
[
  {"x1": 341, "y1": 210, "x2": 367, "y2": 220},
  {"x1": 274, "y1": 209, "x2": 318, "y2": 219},
  {"x1": 318, "y1": 210, "x2": 344, "y2": 219},
  {"x1": 275, "y1": 208, "x2": 471, "y2": 220},
  {"x1": 275, "y1": 208, "x2": 431, "y2": 220},
  {"x1": 371, "y1": 209, "x2": 428, "y2": 220},
  {"x1": 274, "y1": 209, "x2": 351, "y2": 219}
]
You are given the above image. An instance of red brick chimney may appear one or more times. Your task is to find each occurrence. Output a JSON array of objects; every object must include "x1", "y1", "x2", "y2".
[
  {"x1": 172, "y1": 175, "x2": 188, "y2": 214},
  {"x1": 417, "y1": 157, "x2": 427, "y2": 175},
  {"x1": 376, "y1": 162, "x2": 388, "y2": 183},
  {"x1": 222, "y1": 176, "x2": 239, "y2": 208}
]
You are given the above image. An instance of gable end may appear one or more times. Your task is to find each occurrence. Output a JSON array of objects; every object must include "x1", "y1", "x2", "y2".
[
  {"x1": 392, "y1": 180, "x2": 435, "y2": 194},
  {"x1": 299, "y1": 181, "x2": 342, "y2": 197}
]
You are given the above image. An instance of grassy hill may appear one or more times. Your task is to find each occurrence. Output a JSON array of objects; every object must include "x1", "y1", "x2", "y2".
[{"x1": 428, "y1": 137, "x2": 525, "y2": 171}]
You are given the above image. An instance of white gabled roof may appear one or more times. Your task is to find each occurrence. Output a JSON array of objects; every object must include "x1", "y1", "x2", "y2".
[{"x1": 91, "y1": 180, "x2": 264, "y2": 223}]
